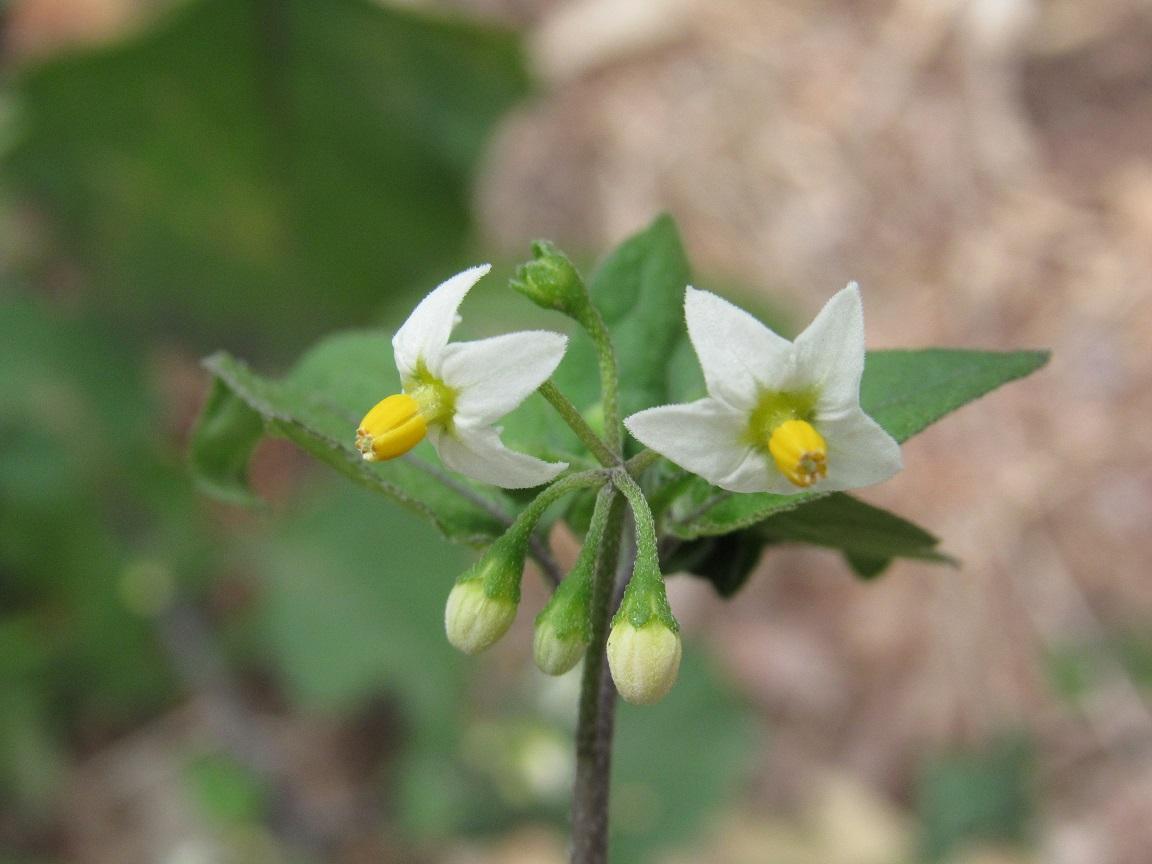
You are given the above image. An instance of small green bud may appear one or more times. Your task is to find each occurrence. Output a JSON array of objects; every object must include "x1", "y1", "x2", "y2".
[
  {"x1": 510, "y1": 241, "x2": 590, "y2": 318},
  {"x1": 445, "y1": 531, "x2": 527, "y2": 655},
  {"x1": 533, "y1": 617, "x2": 587, "y2": 676},
  {"x1": 445, "y1": 580, "x2": 518, "y2": 655},
  {"x1": 532, "y1": 550, "x2": 594, "y2": 676},
  {"x1": 606, "y1": 619, "x2": 682, "y2": 705},
  {"x1": 607, "y1": 548, "x2": 680, "y2": 703}
]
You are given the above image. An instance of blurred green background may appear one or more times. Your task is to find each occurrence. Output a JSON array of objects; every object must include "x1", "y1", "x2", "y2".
[{"x1": 3, "y1": 1, "x2": 1151, "y2": 863}]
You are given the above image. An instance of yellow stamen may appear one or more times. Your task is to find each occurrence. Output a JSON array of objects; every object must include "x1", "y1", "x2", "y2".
[
  {"x1": 355, "y1": 394, "x2": 427, "y2": 462},
  {"x1": 767, "y1": 419, "x2": 828, "y2": 488}
]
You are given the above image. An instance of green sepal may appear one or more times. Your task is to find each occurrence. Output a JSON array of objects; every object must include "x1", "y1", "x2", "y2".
[
  {"x1": 509, "y1": 240, "x2": 592, "y2": 320},
  {"x1": 455, "y1": 529, "x2": 529, "y2": 604},
  {"x1": 535, "y1": 552, "x2": 593, "y2": 646},
  {"x1": 613, "y1": 560, "x2": 678, "y2": 632}
]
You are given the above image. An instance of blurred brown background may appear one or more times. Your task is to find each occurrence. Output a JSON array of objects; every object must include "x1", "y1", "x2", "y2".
[{"x1": 3, "y1": 0, "x2": 1151, "y2": 862}]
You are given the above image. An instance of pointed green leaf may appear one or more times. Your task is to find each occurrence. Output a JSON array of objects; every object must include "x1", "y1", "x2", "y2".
[
  {"x1": 669, "y1": 348, "x2": 1049, "y2": 538},
  {"x1": 188, "y1": 379, "x2": 265, "y2": 507},
  {"x1": 860, "y1": 348, "x2": 1050, "y2": 443},
  {"x1": 672, "y1": 493, "x2": 952, "y2": 597},
  {"x1": 753, "y1": 493, "x2": 954, "y2": 565}
]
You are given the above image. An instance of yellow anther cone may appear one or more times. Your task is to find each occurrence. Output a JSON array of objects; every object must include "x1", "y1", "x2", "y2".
[
  {"x1": 767, "y1": 419, "x2": 828, "y2": 488},
  {"x1": 356, "y1": 394, "x2": 427, "y2": 461}
]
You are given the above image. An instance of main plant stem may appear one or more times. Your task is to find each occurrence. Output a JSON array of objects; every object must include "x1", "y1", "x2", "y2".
[{"x1": 571, "y1": 492, "x2": 628, "y2": 864}]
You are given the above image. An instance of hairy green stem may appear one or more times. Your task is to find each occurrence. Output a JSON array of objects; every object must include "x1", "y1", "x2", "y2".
[
  {"x1": 611, "y1": 470, "x2": 661, "y2": 572},
  {"x1": 577, "y1": 307, "x2": 623, "y2": 457},
  {"x1": 623, "y1": 448, "x2": 661, "y2": 476},
  {"x1": 539, "y1": 381, "x2": 619, "y2": 468},
  {"x1": 571, "y1": 489, "x2": 626, "y2": 864}
]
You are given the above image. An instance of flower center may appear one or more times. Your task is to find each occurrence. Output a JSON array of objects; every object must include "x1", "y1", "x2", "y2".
[
  {"x1": 746, "y1": 390, "x2": 826, "y2": 487},
  {"x1": 356, "y1": 393, "x2": 427, "y2": 461},
  {"x1": 355, "y1": 366, "x2": 457, "y2": 462},
  {"x1": 767, "y1": 419, "x2": 828, "y2": 488}
]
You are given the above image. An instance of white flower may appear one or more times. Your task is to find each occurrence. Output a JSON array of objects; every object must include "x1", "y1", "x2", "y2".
[
  {"x1": 355, "y1": 264, "x2": 569, "y2": 488},
  {"x1": 624, "y1": 284, "x2": 901, "y2": 494}
]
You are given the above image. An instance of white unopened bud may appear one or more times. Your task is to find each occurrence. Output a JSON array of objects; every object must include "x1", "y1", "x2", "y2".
[
  {"x1": 445, "y1": 581, "x2": 517, "y2": 655},
  {"x1": 606, "y1": 620, "x2": 682, "y2": 705},
  {"x1": 533, "y1": 619, "x2": 587, "y2": 676}
]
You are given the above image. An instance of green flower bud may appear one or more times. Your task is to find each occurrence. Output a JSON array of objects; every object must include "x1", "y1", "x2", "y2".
[
  {"x1": 510, "y1": 241, "x2": 590, "y2": 319},
  {"x1": 607, "y1": 549, "x2": 680, "y2": 704},
  {"x1": 444, "y1": 531, "x2": 527, "y2": 655},
  {"x1": 606, "y1": 619, "x2": 682, "y2": 705},
  {"x1": 445, "y1": 580, "x2": 518, "y2": 655},
  {"x1": 533, "y1": 617, "x2": 587, "y2": 676},
  {"x1": 532, "y1": 542, "x2": 594, "y2": 676}
]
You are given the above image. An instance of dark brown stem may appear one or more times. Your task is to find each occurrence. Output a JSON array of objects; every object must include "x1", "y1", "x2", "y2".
[{"x1": 570, "y1": 493, "x2": 631, "y2": 863}]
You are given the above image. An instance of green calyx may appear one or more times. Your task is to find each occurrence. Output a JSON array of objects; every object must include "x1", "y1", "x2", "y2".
[
  {"x1": 613, "y1": 559, "x2": 678, "y2": 632},
  {"x1": 510, "y1": 240, "x2": 592, "y2": 320},
  {"x1": 535, "y1": 552, "x2": 594, "y2": 645},
  {"x1": 457, "y1": 530, "x2": 529, "y2": 604},
  {"x1": 405, "y1": 361, "x2": 457, "y2": 429},
  {"x1": 745, "y1": 388, "x2": 818, "y2": 448}
]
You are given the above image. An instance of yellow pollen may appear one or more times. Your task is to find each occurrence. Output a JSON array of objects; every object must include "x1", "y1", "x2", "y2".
[
  {"x1": 767, "y1": 419, "x2": 828, "y2": 488},
  {"x1": 355, "y1": 393, "x2": 427, "y2": 462}
]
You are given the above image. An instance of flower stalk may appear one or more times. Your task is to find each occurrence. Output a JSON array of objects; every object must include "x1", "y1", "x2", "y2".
[{"x1": 570, "y1": 487, "x2": 626, "y2": 864}]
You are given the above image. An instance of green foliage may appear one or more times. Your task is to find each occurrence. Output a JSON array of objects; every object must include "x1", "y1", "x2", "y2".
[
  {"x1": 916, "y1": 735, "x2": 1034, "y2": 862},
  {"x1": 189, "y1": 380, "x2": 266, "y2": 507},
  {"x1": 668, "y1": 348, "x2": 1050, "y2": 539},
  {"x1": 756, "y1": 492, "x2": 954, "y2": 568},
  {"x1": 253, "y1": 483, "x2": 467, "y2": 725},
  {"x1": 612, "y1": 650, "x2": 757, "y2": 861},
  {"x1": 670, "y1": 493, "x2": 953, "y2": 596},
  {"x1": 4, "y1": 0, "x2": 529, "y2": 352}
]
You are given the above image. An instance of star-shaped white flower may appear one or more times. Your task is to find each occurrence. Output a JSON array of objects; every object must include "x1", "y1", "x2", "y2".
[
  {"x1": 355, "y1": 264, "x2": 569, "y2": 489},
  {"x1": 624, "y1": 284, "x2": 901, "y2": 494}
]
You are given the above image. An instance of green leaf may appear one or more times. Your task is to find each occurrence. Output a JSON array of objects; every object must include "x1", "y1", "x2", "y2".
[
  {"x1": 669, "y1": 348, "x2": 1049, "y2": 538},
  {"x1": 254, "y1": 482, "x2": 468, "y2": 726},
  {"x1": 673, "y1": 493, "x2": 952, "y2": 597},
  {"x1": 187, "y1": 379, "x2": 265, "y2": 507},
  {"x1": 194, "y1": 334, "x2": 512, "y2": 545},
  {"x1": 754, "y1": 493, "x2": 954, "y2": 566},
  {"x1": 5, "y1": 0, "x2": 529, "y2": 352},
  {"x1": 860, "y1": 348, "x2": 1050, "y2": 443},
  {"x1": 556, "y1": 214, "x2": 692, "y2": 417},
  {"x1": 662, "y1": 531, "x2": 768, "y2": 599},
  {"x1": 844, "y1": 552, "x2": 891, "y2": 580}
]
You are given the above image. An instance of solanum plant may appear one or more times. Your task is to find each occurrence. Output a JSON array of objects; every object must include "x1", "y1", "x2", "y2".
[{"x1": 190, "y1": 214, "x2": 1047, "y2": 863}]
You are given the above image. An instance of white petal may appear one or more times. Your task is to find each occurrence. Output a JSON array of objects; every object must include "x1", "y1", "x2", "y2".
[
  {"x1": 685, "y1": 287, "x2": 795, "y2": 411},
  {"x1": 429, "y1": 424, "x2": 568, "y2": 489},
  {"x1": 794, "y1": 283, "x2": 865, "y2": 413},
  {"x1": 392, "y1": 264, "x2": 491, "y2": 380},
  {"x1": 440, "y1": 331, "x2": 567, "y2": 425},
  {"x1": 816, "y1": 409, "x2": 902, "y2": 491},
  {"x1": 625, "y1": 398, "x2": 764, "y2": 490}
]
